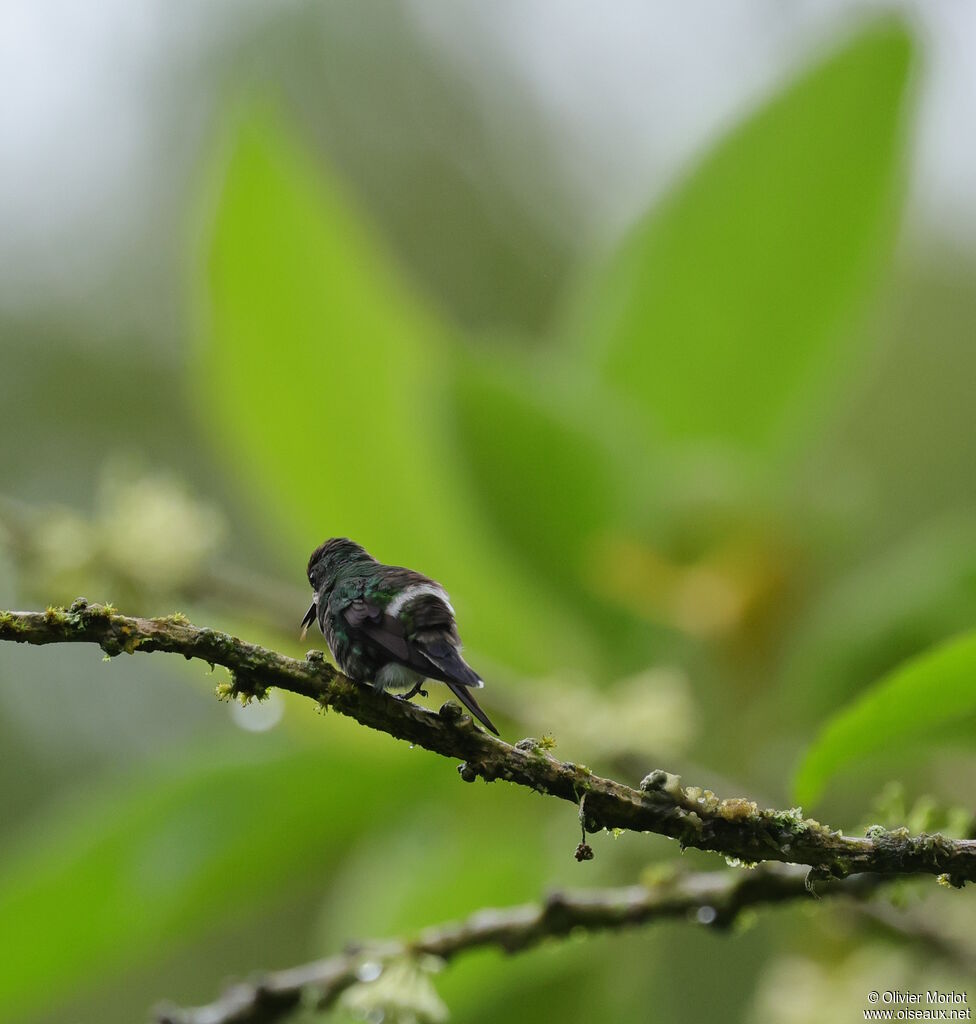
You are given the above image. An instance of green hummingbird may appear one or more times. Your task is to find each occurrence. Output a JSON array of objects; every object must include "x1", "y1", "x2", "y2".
[{"x1": 301, "y1": 538, "x2": 499, "y2": 735}]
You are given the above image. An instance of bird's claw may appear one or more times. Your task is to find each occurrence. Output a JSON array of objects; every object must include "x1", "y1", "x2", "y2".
[{"x1": 397, "y1": 684, "x2": 428, "y2": 702}]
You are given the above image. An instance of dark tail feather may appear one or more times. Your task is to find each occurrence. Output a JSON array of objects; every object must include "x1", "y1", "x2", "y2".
[
  {"x1": 418, "y1": 642, "x2": 498, "y2": 735},
  {"x1": 445, "y1": 680, "x2": 499, "y2": 736},
  {"x1": 300, "y1": 601, "x2": 317, "y2": 640},
  {"x1": 421, "y1": 642, "x2": 481, "y2": 689}
]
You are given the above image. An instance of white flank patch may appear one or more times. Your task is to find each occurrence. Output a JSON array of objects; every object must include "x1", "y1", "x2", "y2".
[
  {"x1": 385, "y1": 582, "x2": 454, "y2": 619},
  {"x1": 374, "y1": 662, "x2": 424, "y2": 692}
]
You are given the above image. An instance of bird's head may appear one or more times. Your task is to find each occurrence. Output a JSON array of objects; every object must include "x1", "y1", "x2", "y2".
[{"x1": 306, "y1": 537, "x2": 375, "y2": 594}]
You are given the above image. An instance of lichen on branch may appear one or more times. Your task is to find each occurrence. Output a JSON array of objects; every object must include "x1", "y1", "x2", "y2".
[{"x1": 2, "y1": 601, "x2": 975, "y2": 885}]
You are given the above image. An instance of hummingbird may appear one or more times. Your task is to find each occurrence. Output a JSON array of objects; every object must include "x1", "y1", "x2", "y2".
[{"x1": 301, "y1": 538, "x2": 499, "y2": 735}]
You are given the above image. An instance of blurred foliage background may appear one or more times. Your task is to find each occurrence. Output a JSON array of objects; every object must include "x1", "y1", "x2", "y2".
[{"x1": 1, "y1": 3, "x2": 975, "y2": 1022}]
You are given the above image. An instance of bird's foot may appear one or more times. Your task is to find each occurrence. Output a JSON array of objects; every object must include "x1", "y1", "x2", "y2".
[{"x1": 397, "y1": 682, "x2": 428, "y2": 702}]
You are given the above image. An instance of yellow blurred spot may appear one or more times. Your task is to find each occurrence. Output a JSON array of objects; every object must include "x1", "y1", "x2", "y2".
[
  {"x1": 670, "y1": 566, "x2": 743, "y2": 637},
  {"x1": 587, "y1": 532, "x2": 787, "y2": 640}
]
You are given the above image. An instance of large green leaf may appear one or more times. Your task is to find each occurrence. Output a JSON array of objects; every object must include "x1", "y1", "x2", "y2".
[
  {"x1": 193, "y1": 111, "x2": 580, "y2": 673},
  {"x1": 451, "y1": 351, "x2": 622, "y2": 588},
  {"x1": 574, "y1": 20, "x2": 913, "y2": 452},
  {"x1": 450, "y1": 352, "x2": 680, "y2": 676},
  {"x1": 793, "y1": 630, "x2": 976, "y2": 807},
  {"x1": 782, "y1": 515, "x2": 976, "y2": 717},
  {"x1": 0, "y1": 730, "x2": 435, "y2": 1021}
]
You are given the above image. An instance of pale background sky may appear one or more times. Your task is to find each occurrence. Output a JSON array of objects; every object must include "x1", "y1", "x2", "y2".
[{"x1": 1, "y1": 0, "x2": 973, "y2": 334}]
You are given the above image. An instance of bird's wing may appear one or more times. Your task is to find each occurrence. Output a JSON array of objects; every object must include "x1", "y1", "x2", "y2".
[
  {"x1": 342, "y1": 586, "x2": 499, "y2": 735},
  {"x1": 335, "y1": 573, "x2": 499, "y2": 733},
  {"x1": 342, "y1": 583, "x2": 473, "y2": 685},
  {"x1": 343, "y1": 597, "x2": 411, "y2": 662},
  {"x1": 341, "y1": 594, "x2": 438, "y2": 673}
]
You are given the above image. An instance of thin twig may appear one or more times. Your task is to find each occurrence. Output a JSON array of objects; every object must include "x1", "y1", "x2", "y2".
[{"x1": 153, "y1": 864, "x2": 876, "y2": 1024}]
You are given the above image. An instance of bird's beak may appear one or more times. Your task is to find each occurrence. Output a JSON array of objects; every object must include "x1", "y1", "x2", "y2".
[{"x1": 300, "y1": 601, "x2": 317, "y2": 641}]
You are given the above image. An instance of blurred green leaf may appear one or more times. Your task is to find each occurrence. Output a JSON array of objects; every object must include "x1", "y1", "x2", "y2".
[
  {"x1": 783, "y1": 515, "x2": 976, "y2": 716},
  {"x1": 574, "y1": 19, "x2": 913, "y2": 452},
  {"x1": 450, "y1": 350, "x2": 683, "y2": 677},
  {"x1": 0, "y1": 732, "x2": 435, "y2": 1021},
  {"x1": 194, "y1": 110, "x2": 580, "y2": 673},
  {"x1": 451, "y1": 351, "x2": 620, "y2": 587},
  {"x1": 793, "y1": 629, "x2": 976, "y2": 807}
]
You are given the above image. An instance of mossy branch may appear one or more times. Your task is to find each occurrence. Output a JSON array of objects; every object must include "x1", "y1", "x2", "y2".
[
  {"x1": 2, "y1": 601, "x2": 975, "y2": 885},
  {"x1": 154, "y1": 864, "x2": 876, "y2": 1024}
]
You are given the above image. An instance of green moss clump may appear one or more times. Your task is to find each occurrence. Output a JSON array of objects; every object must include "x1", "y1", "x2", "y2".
[
  {"x1": 212, "y1": 671, "x2": 269, "y2": 705},
  {"x1": 81, "y1": 603, "x2": 115, "y2": 622},
  {"x1": 574, "y1": 767, "x2": 593, "y2": 792},
  {"x1": 767, "y1": 807, "x2": 820, "y2": 836}
]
